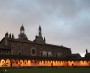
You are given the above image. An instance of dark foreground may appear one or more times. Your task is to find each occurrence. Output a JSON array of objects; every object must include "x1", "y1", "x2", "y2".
[{"x1": 0, "y1": 67, "x2": 90, "y2": 73}]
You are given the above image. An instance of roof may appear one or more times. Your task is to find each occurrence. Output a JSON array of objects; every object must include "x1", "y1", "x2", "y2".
[
  {"x1": 20, "y1": 25, "x2": 24, "y2": 31},
  {"x1": 7, "y1": 37, "x2": 33, "y2": 44},
  {"x1": 67, "y1": 53, "x2": 81, "y2": 59},
  {"x1": 85, "y1": 53, "x2": 90, "y2": 58},
  {"x1": 1, "y1": 36, "x2": 71, "y2": 51}
]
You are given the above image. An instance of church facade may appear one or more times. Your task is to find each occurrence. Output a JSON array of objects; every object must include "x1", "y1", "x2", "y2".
[{"x1": 0, "y1": 25, "x2": 90, "y2": 67}]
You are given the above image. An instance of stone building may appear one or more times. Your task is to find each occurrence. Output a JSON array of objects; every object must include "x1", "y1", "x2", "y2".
[
  {"x1": 0, "y1": 25, "x2": 89, "y2": 67},
  {"x1": 0, "y1": 25, "x2": 71, "y2": 58}
]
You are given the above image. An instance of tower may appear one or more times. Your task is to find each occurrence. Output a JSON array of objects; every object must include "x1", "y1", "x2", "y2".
[
  {"x1": 20, "y1": 25, "x2": 25, "y2": 34},
  {"x1": 38, "y1": 26, "x2": 42, "y2": 37},
  {"x1": 86, "y1": 49, "x2": 88, "y2": 54},
  {"x1": 33, "y1": 26, "x2": 46, "y2": 44},
  {"x1": 18, "y1": 25, "x2": 28, "y2": 40}
]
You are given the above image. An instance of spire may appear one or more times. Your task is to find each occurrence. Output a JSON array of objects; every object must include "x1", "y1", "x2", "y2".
[
  {"x1": 9, "y1": 33, "x2": 11, "y2": 38},
  {"x1": 12, "y1": 34, "x2": 15, "y2": 39},
  {"x1": 86, "y1": 49, "x2": 88, "y2": 54},
  {"x1": 20, "y1": 25, "x2": 25, "y2": 34},
  {"x1": 33, "y1": 25, "x2": 46, "y2": 44},
  {"x1": 20, "y1": 25, "x2": 24, "y2": 31},
  {"x1": 44, "y1": 37, "x2": 46, "y2": 42},
  {"x1": 39, "y1": 25, "x2": 41, "y2": 32},
  {"x1": 38, "y1": 25, "x2": 42, "y2": 37}
]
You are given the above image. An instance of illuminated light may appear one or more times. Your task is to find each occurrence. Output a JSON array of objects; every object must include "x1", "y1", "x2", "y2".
[
  {"x1": 45, "y1": 60, "x2": 48, "y2": 66},
  {"x1": 39, "y1": 61, "x2": 42, "y2": 66},
  {"x1": 59, "y1": 61, "x2": 63, "y2": 66},
  {"x1": 74, "y1": 61, "x2": 79, "y2": 66},
  {"x1": 88, "y1": 61, "x2": 90, "y2": 66},
  {"x1": 28, "y1": 60, "x2": 31, "y2": 66},
  {"x1": 31, "y1": 60, "x2": 38, "y2": 66},
  {"x1": 55, "y1": 61, "x2": 58, "y2": 66},
  {"x1": 1, "y1": 59, "x2": 5, "y2": 67},
  {"x1": 63, "y1": 61, "x2": 68, "y2": 66},
  {"x1": 15, "y1": 60, "x2": 20, "y2": 67},
  {"x1": 83, "y1": 61, "x2": 89, "y2": 66},
  {"x1": 59, "y1": 61, "x2": 61, "y2": 66},
  {"x1": 11, "y1": 59, "x2": 16, "y2": 67},
  {"x1": 23, "y1": 60, "x2": 28, "y2": 66},
  {"x1": 60, "y1": 61, "x2": 63, "y2": 66},
  {"x1": 20, "y1": 60, "x2": 23, "y2": 66},
  {"x1": 0, "y1": 59, "x2": 90, "y2": 67},
  {"x1": 47, "y1": 61, "x2": 50, "y2": 66},
  {"x1": 51, "y1": 61, "x2": 53, "y2": 63},
  {"x1": 68, "y1": 61, "x2": 74, "y2": 66},
  {"x1": 6, "y1": 59, "x2": 10, "y2": 67},
  {"x1": 79, "y1": 61, "x2": 84, "y2": 66},
  {"x1": 0, "y1": 60, "x2": 1, "y2": 67},
  {"x1": 16, "y1": 60, "x2": 19, "y2": 64},
  {"x1": 52, "y1": 61, "x2": 55, "y2": 66},
  {"x1": 41, "y1": 61, "x2": 44, "y2": 66}
]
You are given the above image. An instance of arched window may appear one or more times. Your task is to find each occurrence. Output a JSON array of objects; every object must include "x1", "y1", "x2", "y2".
[
  {"x1": 31, "y1": 48, "x2": 36, "y2": 56},
  {"x1": 32, "y1": 49, "x2": 35, "y2": 55}
]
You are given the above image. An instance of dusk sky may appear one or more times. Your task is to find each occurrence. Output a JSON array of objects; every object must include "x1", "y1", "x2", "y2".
[{"x1": 0, "y1": 0, "x2": 90, "y2": 57}]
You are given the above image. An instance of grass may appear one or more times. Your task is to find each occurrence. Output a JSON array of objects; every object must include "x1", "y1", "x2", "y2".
[{"x1": 0, "y1": 67, "x2": 90, "y2": 73}]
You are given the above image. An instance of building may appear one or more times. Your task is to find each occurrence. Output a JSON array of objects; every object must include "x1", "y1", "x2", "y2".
[
  {"x1": 0, "y1": 25, "x2": 90, "y2": 67},
  {"x1": 0, "y1": 25, "x2": 71, "y2": 57}
]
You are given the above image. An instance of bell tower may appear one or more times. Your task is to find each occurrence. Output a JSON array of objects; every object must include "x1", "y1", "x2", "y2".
[{"x1": 18, "y1": 25, "x2": 28, "y2": 40}]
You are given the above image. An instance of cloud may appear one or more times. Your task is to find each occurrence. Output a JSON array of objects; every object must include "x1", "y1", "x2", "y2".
[{"x1": 0, "y1": 0, "x2": 90, "y2": 56}]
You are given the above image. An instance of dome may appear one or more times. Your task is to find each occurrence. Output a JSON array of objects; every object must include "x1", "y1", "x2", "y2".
[{"x1": 20, "y1": 25, "x2": 24, "y2": 31}]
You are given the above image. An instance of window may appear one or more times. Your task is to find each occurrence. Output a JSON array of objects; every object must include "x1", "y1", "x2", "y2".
[
  {"x1": 31, "y1": 48, "x2": 36, "y2": 56},
  {"x1": 7, "y1": 50, "x2": 9, "y2": 54},
  {"x1": 32, "y1": 49, "x2": 35, "y2": 55}
]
